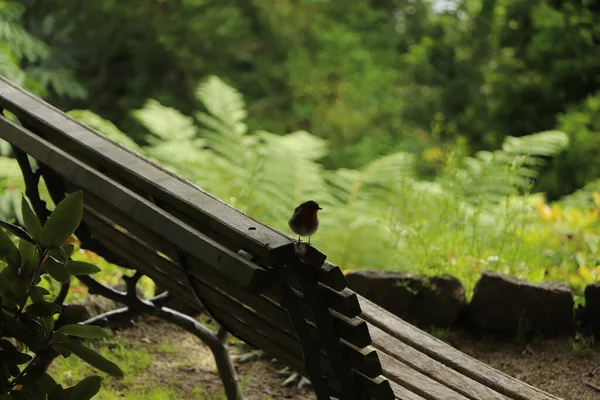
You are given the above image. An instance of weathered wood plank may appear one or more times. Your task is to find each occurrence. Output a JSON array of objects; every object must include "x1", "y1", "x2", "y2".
[
  {"x1": 353, "y1": 373, "x2": 394, "y2": 400},
  {"x1": 379, "y1": 353, "x2": 469, "y2": 400},
  {"x1": 0, "y1": 77, "x2": 291, "y2": 261},
  {"x1": 80, "y1": 208, "x2": 197, "y2": 299},
  {"x1": 264, "y1": 284, "x2": 362, "y2": 319},
  {"x1": 76, "y1": 189, "x2": 180, "y2": 262},
  {"x1": 84, "y1": 223, "x2": 198, "y2": 307},
  {"x1": 359, "y1": 297, "x2": 562, "y2": 400},
  {"x1": 342, "y1": 341, "x2": 384, "y2": 380},
  {"x1": 319, "y1": 261, "x2": 348, "y2": 291},
  {"x1": 0, "y1": 115, "x2": 269, "y2": 291},
  {"x1": 388, "y1": 381, "x2": 428, "y2": 400},
  {"x1": 288, "y1": 260, "x2": 362, "y2": 400},
  {"x1": 369, "y1": 326, "x2": 510, "y2": 400}
]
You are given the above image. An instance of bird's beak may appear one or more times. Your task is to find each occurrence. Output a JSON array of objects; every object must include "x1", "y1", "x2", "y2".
[{"x1": 318, "y1": 207, "x2": 323, "y2": 210}]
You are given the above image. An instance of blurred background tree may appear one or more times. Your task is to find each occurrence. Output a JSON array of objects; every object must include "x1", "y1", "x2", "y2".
[{"x1": 14, "y1": 0, "x2": 599, "y2": 197}]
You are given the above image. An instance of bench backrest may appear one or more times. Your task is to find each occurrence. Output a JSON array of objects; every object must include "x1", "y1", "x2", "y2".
[{"x1": 0, "y1": 77, "x2": 392, "y2": 399}]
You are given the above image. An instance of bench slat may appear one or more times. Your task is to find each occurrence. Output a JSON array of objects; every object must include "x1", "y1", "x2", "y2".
[
  {"x1": 389, "y1": 381, "x2": 427, "y2": 400},
  {"x1": 379, "y1": 353, "x2": 469, "y2": 400},
  {"x1": 370, "y1": 326, "x2": 510, "y2": 400},
  {"x1": 359, "y1": 297, "x2": 562, "y2": 400}
]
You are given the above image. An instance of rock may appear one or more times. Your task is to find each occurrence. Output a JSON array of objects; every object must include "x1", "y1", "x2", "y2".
[
  {"x1": 61, "y1": 294, "x2": 121, "y2": 324},
  {"x1": 346, "y1": 270, "x2": 466, "y2": 329},
  {"x1": 584, "y1": 282, "x2": 600, "y2": 333},
  {"x1": 468, "y1": 272, "x2": 574, "y2": 337},
  {"x1": 60, "y1": 282, "x2": 146, "y2": 324}
]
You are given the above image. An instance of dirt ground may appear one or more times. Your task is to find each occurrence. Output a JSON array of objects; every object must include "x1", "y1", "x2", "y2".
[
  {"x1": 108, "y1": 316, "x2": 314, "y2": 399},
  {"x1": 447, "y1": 330, "x2": 600, "y2": 400},
  {"x1": 106, "y1": 316, "x2": 599, "y2": 400}
]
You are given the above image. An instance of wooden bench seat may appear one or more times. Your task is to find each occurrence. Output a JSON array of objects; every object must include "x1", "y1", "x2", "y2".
[{"x1": 0, "y1": 77, "x2": 562, "y2": 400}]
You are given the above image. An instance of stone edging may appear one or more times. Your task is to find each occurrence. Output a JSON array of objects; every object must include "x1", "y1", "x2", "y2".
[{"x1": 346, "y1": 270, "x2": 600, "y2": 337}]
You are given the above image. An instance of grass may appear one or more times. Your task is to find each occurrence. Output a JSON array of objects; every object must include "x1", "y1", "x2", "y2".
[
  {"x1": 50, "y1": 337, "x2": 154, "y2": 390},
  {"x1": 47, "y1": 324, "x2": 244, "y2": 400}
]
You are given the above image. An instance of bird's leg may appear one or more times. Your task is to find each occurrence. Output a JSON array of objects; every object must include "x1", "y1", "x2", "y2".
[
  {"x1": 308, "y1": 236, "x2": 311, "y2": 245},
  {"x1": 297, "y1": 235, "x2": 301, "y2": 243}
]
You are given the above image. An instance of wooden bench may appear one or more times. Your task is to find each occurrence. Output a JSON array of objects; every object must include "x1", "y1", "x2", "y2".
[{"x1": 0, "y1": 77, "x2": 563, "y2": 400}]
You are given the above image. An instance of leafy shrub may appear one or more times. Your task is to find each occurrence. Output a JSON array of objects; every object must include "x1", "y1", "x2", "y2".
[{"x1": 0, "y1": 191, "x2": 122, "y2": 399}]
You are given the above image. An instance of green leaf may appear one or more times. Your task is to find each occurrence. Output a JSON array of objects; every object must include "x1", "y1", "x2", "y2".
[
  {"x1": 41, "y1": 315, "x2": 55, "y2": 330},
  {"x1": 49, "y1": 243, "x2": 75, "y2": 263},
  {"x1": 21, "y1": 376, "x2": 46, "y2": 400},
  {"x1": 40, "y1": 373, "x2": 58, "y2": 394},
  {"x1": 49, "y1": 332, "x2": 71, "y2": 345},
  {"x1": 58, "y1": 324, "x2": 109, "y2": 339},
  {"x1": 68, "y1": 376, "x2": 102, "y2": 400},
  {"x1": 6, "y1": 319, "x2": 41, "y2": 351},
  {"x1": 61, "y1": 243, "x2": 75, "y2": 258},
  {"x1": 0, "y1": 224, "x2": 20, "y2": 266},
  {"x1": 20, "y1": 254, "x2": 38, "y2": 280},
  {"x1": 67, "y1": 260, "x2": 101, "y2": 275},
  {"x1": 0, "y1": 220, "x2": 35, "y2": 244},
  {"x1": 26, "y1": 301, "x2": 62, "y2": 317},
  {"x1": 41, "y1": 191, "x2": 83, "y2": 248},
  {"x1": 52, "y1": 344, "x2": 72, "y2": 358},
  {"x1": 0, "y1": 349, "x2": 32, "y2": 365},
  {"x1": 48, "y1": 384, "x2": 66, "y2": 400},
  {"x1": 43, "y1": 256, "x2": 71, "y2": 283},
  {"x1": 19, "y1": 239, "x2": 37, "y2": 268},
  {"x1": 64, "y1": 343, "x2": 123, "y2": 377},
  {"x1": 21, "y1": 196, "x2": 43, "y2": 242},
  {"x1": 11, "y1": 279, "x2": 28, "y2": 304},
  {"x1": 31, "y1": 285, "x2": 51, "y2": 297}
]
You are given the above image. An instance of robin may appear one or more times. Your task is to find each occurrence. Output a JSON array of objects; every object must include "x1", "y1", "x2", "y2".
[{"x1": 288, "y1": 200, "x2": 322, "y2": 244}]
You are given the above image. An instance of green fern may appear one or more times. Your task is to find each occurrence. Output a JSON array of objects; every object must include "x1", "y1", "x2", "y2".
[
  {"x1": 69, "y1": 76, "x2": 575, "y2": 293},
  {"x1": 68, "y1": 110, "x2": 142, "y2": 151},
  {"x1": 0, "y1": 1, "x2": 48, "y2": 62},
  {"x1": 455, "y1": 131, "x2": 569, "y2": 202},
  {"x1": 0, "y1": 0, "x2": 85, "y2": 98}
]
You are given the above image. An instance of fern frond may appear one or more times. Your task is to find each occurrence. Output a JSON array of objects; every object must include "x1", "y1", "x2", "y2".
[
  {"x1": 503, "y1": 130, "x2": 569, "y2": 156},
  {"x1": 195, "y1": 76, "x2": 247, "y2": 136},
  {"x1": 68, "y1": 110, "x2": 142, "y2": 152},
  {"x1": 328, "y1": 152, "x2": 416, "y2": 206},
  {"x1": 29, "y1": 68, "x2": 87, "y2": 99},
  {"x1": 133, "y1": 100, "x2": 197, "y2": 142},
  {"x1": 455, "y1": 131, "x2": 569, "y2": 202},
  {"x1": 0, "y1": 2, "x2": 48, "y2": 62}
]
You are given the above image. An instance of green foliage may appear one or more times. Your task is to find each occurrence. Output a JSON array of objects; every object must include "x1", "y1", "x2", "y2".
[
  {"x1": 0, "y1": 0, "x2": 85, "y2": 98},
  {"x1": 13, "y1": 0, "x2": 600, "y2": 196},
  {"x1": 0, "y1": 155, "x2": 25, "y2": 223},
  {"x1": 0, "y1": 191, "x2": 122, "y2": 398},
  {"x1": 537, "y1": 92, "x2": 600, "y2": 200},
  {"x1": 73, "y1": 76, "x2": 574, "y2": 296}
]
